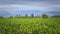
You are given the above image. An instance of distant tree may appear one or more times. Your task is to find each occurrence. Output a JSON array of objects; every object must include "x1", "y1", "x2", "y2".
[
  {"x1": 31, "y1": 14, "x2": 34, "y2": 18},
  {"x1": 15, "y1": 14, "x2": 21, "y2": 18},
  {"x1": 19, "y1": 15, "x2": 21, "y2": 18},
  {"x1": 0, "y1": 16, "x2": 3, "y2": 18},
  {"x1": 15, "y1": 14, "x2": 19, "y2": 18},
  {"x1": 9, "y1": 16, "x2": 13, "y2": 18},
  {"x1": 35, "y1": 16, "x2": 40, "y2": 18},
  {"x1": 25, "y1": 14, "x2": 28, "y2": 18},
  {"x1": 42, "y1": 13, "x2": 48, "y2": 18},
  {"x1": 51, "y1": 15, "x2": 60, "y2": 18}
]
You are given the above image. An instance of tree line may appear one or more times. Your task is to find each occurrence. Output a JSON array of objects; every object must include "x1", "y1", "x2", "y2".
[
  {"x1": 0, "y1": 13, "x2": 60, "y2": 18},
  {"x1": 0, "y1": 13, "x2": 49, "y2": 18}
]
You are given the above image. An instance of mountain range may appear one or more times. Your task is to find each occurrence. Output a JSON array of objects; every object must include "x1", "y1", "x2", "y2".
[{"x1": 0, "y1": 10, "x2": 60, "y2": 17}]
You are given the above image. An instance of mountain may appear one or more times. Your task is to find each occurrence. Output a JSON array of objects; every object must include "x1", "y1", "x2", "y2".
[
  {"x1": 0, "y1": 10, "x2": 60, "y2": 17},
  {"x1": 46, "y1": 11, "x2": 60, "y2": 16}
]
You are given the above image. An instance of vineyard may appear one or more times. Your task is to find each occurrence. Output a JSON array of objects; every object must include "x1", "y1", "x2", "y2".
[{"x1": 0, "y1": 18, "x2": 60, "y2": 34}]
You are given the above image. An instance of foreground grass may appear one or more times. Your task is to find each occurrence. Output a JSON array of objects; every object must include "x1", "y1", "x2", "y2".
[{"x1": 0, "y1": 18, "x2": 60, "y2": 34}]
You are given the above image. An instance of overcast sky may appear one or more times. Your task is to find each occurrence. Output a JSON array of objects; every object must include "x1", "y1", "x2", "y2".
[{"x1": 0, "y1": 0, "x2": 60, "y2": 17}]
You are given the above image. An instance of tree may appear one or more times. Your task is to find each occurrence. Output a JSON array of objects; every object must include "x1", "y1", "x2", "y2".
[
  {"x1": 35, "y1": 16, "x2": 40, "y2": 18},
  {"x1": 0, "y1": 16, "x2": 3, "y2": 18},
  {"x1": 9, "y1": 16, "x2": 13, "y2": 18},
  {"x1": 42, "y1": 13, "x2": 48, "y2": 18},
  {"x1": 51, "y1": 15, "x2": 60, "y2": 18},
  {"x1": 25, "y1": 14, "x2": 28, "y2": 18},
  {"x1": 31, "y1": 14, "x2": 34, "y2": 18},
  {"x1": 15, "y1": 14, "x2": 21, "y2": 18}
]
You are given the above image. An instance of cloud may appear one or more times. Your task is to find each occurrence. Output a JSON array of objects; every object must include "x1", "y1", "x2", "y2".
[
  {"x1": 0, "y1": 10, "x2": 11, "y2": 17},
  {"x1": 0, "y1": 0, "x2": 60, "y2": 4},
  {"x1": 0, "y1": 0, "x2": 60, "y2": 17},
  {"x1": 0, "y1": 2, "x2": 60, "y2": 11}
]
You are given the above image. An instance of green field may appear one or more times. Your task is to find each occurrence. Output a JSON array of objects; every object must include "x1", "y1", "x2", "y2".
[{"x1": 0, "y1": 18, "x2": 60, "y2": 34}]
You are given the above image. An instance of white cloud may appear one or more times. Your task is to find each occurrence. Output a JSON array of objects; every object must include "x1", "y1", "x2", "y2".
[{"x1": 0, "y1": 1, "x2": 60, "y2": 11}]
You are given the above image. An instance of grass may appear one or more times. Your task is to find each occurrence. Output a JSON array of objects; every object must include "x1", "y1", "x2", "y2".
[{"x1": 0, "y1": 18, "x2": 60, "y2": 34}]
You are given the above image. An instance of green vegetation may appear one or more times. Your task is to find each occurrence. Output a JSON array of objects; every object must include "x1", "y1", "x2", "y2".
[
  {"x1": 25, "y1": 14, "x2": 28, "y2": 18},
  {"x1": 0, "y1": 16, "x2": 3, "y2": 18},
  {"x1": 0, "y1": 17, "x2": 60, "y2": 34},
  {"x1": 51, "y1": 15, "x2": 60, "y2": 18},
  {"x1": 7, "y1": 13, "x2": 49, "y2": 18},
  {"x1": 42, "y1": 14, "x2": 48, "y2": 18},
  {"x1": 0, "y1": 14, "x2": 60, "y2": 34},
  {"x1": 31, "y1": 14, "x2": 34, "y2": 18}
]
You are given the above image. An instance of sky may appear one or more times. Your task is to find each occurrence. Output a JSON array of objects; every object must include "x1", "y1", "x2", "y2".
[{"x1": 0, "y1": 0, "x2": 60, "y2": 17}]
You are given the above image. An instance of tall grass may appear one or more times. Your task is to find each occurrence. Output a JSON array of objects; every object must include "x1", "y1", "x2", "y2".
[{"x1": 0, "y1": 18, "x2": 60, "y2": 34}]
